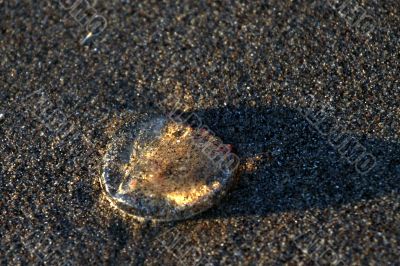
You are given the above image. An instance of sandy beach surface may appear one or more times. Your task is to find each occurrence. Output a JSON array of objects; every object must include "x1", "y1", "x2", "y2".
[{"x1": 0, "y1": 1, "x2": 399, "y2": 265}]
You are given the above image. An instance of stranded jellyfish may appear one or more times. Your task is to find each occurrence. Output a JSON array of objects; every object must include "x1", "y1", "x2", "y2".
[{"x1": 101, "y1": 114, "x2": 239, "y2": 221}]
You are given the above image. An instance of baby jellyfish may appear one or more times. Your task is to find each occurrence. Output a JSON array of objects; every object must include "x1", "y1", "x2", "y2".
[{"x1": 101, "y1": 113, "x2": 239, "y2": 222}]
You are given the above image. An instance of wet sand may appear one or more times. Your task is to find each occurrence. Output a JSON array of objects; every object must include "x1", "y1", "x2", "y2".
[{"x1": 0, "y1": 1, "x2": 399, "y2": 265}]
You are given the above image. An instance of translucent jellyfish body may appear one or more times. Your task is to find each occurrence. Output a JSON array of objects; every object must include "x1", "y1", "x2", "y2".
[{"x1": 101, "y1": 114, "x2": 239, "y2": 221}]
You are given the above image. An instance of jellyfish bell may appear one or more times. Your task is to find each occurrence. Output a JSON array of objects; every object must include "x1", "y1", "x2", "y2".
[{"x1": 101, "y1": 113, "x2": 239, "y2": 222}]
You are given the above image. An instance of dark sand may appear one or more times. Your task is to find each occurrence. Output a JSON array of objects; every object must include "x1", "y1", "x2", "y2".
[{"x1": 0, "y1": 1, "x2": 399, "y2": 265}]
